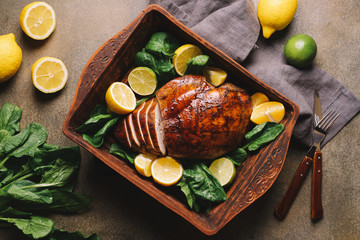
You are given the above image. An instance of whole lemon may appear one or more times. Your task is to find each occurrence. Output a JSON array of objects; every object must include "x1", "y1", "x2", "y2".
[
  {"x1": 284, "y1": 34, "x2": 317, "y2": 68},
  {"x1": 0, "y1": 33, "x2": 22, "y2": 83},
  {"x1": 257, "y1": 0, "x2": 297, "y2": 39}
]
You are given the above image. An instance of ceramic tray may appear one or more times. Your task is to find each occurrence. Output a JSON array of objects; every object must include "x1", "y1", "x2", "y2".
[{"x1": 62, "y1": 4, "x2": 299, "y2": 235}]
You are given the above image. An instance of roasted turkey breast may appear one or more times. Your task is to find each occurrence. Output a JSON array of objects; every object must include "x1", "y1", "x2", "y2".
[{"x1": 113, "y1": 75, "x2": 251, "y2": 160}]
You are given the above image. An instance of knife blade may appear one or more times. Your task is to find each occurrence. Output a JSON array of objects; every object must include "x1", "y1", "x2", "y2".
[
  {"x1": 311, "y1": 90, "x2": 324, "y2": 221},
  {"x1": 273, "y1": 91, "x2": 321, "y2": 220}
]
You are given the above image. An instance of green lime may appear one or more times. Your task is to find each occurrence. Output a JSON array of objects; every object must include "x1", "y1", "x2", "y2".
[
  {"x1": 284, "y1": 34, "x2": 317, "y2": 68},
  {"x1": 209, "y1": 157, "x2": 236, "y2": 187},
  {"x1": 127, "y1": 67, "x2": 157, "y2": 96}
]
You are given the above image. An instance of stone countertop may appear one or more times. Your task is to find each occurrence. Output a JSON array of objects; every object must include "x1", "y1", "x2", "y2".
[{"x1": 1, "y1": 0, "x2": 359, "y2": 239}]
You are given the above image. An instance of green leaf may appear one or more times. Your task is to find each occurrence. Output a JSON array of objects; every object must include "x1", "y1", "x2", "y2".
[
  {"x1": 82, "y1": 117, "x2": 118, "y2": 147},
  {"x1": 244, "y1": 122, "x2": 284, "y2": 151},
  {"x1": 0, "y1": 215, "x2": 54, "y2": 239},
  {"x1": 76, "y1": 105, "x2": 116, "y2": 134},
  {"x1": 48, "y1": 229, "x2": 100, "y2": 240},
  {"x1": 3, "y1": 180, "x2": 53, "y2": 205},
  {"x1": 109, "y1": 144, "x2": 136, "y2": 164},
  {"x1": 0, "y1": 206, "x2": 32, "y2": 218},
  {"x1": 145, "y1": 32, "x2": 180, "y2": 58},
  {"x1": 0, "y1": 123, "x2": 47, "y2": 159},
  {"x1": 225, "y1": 148, "x2": 247, "y2": 166},
  {"x1": 134, "y1": 50, "x2": 159, "y2": 75},
  {"x1": 177, "y1": 162, "x2": 226, "y2": 212},
  {"x1": 0, "y1": 103, "x2": 22, "y2": 135},
  {"x1": 184, "y1": 55, "x2": 209, "y2": 75}
]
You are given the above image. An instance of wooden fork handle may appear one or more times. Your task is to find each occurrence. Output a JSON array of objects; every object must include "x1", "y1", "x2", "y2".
[
  {"x1": 274, "y1": 156, "x2": 313, "y2": 220},
  {"x1": 312, "y1": 151, "x2": 323, "y2": 221}
]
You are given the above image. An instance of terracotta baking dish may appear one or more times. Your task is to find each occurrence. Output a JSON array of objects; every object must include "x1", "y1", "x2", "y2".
[{"x1": 62, "y1": 4, "x2": 299, "y2": 235}]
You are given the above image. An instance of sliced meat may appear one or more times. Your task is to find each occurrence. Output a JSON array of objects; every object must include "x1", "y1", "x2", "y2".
[{"x1": 146, "y1": 99, "x2": 166, "y2": 156}]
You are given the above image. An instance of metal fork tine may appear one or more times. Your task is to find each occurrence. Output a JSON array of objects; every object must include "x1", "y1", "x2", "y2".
[
  {"x1": 323, "y1": 113, "x2": 339, "y2": 131},
  {"x1": 317, "y1": 111, "x2": 339, "y2": 131}
]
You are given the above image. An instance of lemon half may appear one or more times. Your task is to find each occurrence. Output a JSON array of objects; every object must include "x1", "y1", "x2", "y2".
[
  {"x1": 151, "y1": 157, "x2": 183, "y2": 186},
  {"x1": 19, "y1": 2, "x2": 56, "y2": 40},
  {"x1": 105, "y1": 82, "x2": 136, "y2": 114},
  {"x1": 31, "y1": 57, "x2": 68, "y2": 93}
]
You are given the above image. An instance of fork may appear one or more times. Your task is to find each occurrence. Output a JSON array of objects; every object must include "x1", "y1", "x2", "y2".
[{"x1": 311, "y1": 110, "x2": 339, "y2": 220}]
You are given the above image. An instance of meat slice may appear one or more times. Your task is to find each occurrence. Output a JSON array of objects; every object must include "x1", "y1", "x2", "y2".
[{"x1": 140, "y1": 98, "x2": 164, "y2": 156}]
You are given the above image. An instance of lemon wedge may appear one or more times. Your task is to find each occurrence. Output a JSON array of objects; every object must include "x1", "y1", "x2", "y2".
[
  {"x1": 203, "y1": 66, "x2": 227, "y2": 87},
  {"x1": 250, "y1": 101, "x2": 285, "y2": 124},
  {"x1": 251, "y1": 92, "x2": 269, "y2": 109},
  {"x1": 19, "y1": 2, "x2": 56, "y2": 40},
  {"x1": 151, "y1": 157, "x2": 183, "y2": 186},
  {"x1": 209, "y1": 157, "x2": 236, "y2": 187},
  {"x1": 105, "y1": 82, "x2": 136, "y2": 114},
  {"x1": 173, "y1": 44, "x2": 202, "y2": 76},
  {"x1": 134, "y1": 153, "x2": 157, "y2": 177},
  {"x1": 127, "y1": 67, "x2": 157, "y2": 96},
  {"x1": 31, "y1": 57, "x2": 68, "y2": 93}
]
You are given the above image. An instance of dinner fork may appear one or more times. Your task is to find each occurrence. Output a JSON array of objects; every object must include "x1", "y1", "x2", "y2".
[
  {"x1": 274, "y1": 110, "x2": 339, "y2": 220},
  {"x1": 311, "y1": 110, "x2": 339, "y2": 220}
]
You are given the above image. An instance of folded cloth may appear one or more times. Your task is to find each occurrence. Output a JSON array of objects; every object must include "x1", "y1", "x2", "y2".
[{"x1": 150, "y1": 0, "x2": 360, "y2": 147}]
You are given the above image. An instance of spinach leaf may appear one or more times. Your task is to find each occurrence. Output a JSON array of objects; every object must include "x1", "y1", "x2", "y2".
[
  {"x1": 48, "y1": 229, "x2": 100, "y2": 240},
  {"x1": 156, "y1": 58, "x2": 177, "y2": 82},
  {"x1": 0, "y1": 123, "x2": 47, "y2": 161},
  {"x1": 3, "y1": 180, "x2": 53, "y2": 205},
  {"x1": 134, "y1": 50, "x2": 159, "y2": 75},
  {"x1": 0, "y1": 215, "x2": 54, "y2": 239},
  {"x1": 177, "y1": 162, "x2": 226, "y2": 212},
  {"x1": 225, "y1": 148, "x2": 247, "y2": 166},
  {"x1": 184, "y1": 55, "x2": 209, "y2": 75},
  {"x1": 38, "y1": 158, "x2": 78, "y2": 188},
  {"x1": 77, "y1": 105, "x2": 118, "y2": 148},
  {"x1": 145, "y1": 32, "x2": 180, "y2": 58},
  {"x1": 0, "y1": 102, "x2": 22, "y2": 135},
  {"x1": 76, "y1": 105, "x2": 116, "y2": 133},
  {"x1": 0, "y1": 206, "x2": 32, "y2": 218},
  {"x1": 82, "y1": 117, "x2": 118, "y2": 148},
  {"x1": 109, "y1": 144, "x2": 136, "y2": 164},
  {"x1": 244, "y1": 122, "x2": 284, "y2": 151}
]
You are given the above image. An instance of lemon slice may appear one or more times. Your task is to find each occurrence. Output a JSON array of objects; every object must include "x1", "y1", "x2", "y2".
[
  {"x1": 19, "y1": 2, "x2": 56, "y2": 40},
  {"x1": 134, "y1": 153, "x2": 157, "y2": 177},
  {"x1": 127, "y1": 67, "x2": 157, "y2": 96},
  {"x1": 250, "y1": 101, "x2": 285, "y2": 125},
  {"x1": 209, "y1": 157, "x2": 236, "y2": 187},
  {"x1": 105, "y1": 82, "x2": 136, "y2": 114},
  {"x1": 251, "y1": 92, "x2": 269, "y2": 109},
  {"x1": 31, "y1": 57, "x2": 68, "y2": 93},
  {"x1": 173, "y1": 44, "x2": 202, "y2": 76},
  {"x1": 203, "y1": 66, "x2": 227, "y2": 87},
  {"x1": 151, "y1": 157, "x2": 183, "y2": 186}
]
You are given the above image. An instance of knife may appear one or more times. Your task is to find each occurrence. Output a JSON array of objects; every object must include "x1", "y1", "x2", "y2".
[
  {"x1": 311, "y1": 90, "x2": 323, "y2": 221},
  {"x1": 273, "y1": 90, "x2": 322, "y2": 220}
]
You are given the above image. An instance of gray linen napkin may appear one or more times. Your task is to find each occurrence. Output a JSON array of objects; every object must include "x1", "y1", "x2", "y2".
[{"x1": 150, "y1": 0, "x2": 360, "y2": 147}]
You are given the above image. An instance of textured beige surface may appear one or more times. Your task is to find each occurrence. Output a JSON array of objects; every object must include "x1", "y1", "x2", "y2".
[{"x1": 0, "y1": 0, "x2": 359, "y2": 239}]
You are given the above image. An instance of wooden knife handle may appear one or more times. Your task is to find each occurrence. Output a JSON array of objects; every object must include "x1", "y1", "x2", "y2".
[
  {"x1": 312, "y1": 151, "x2": 323, "y2": 221},
  {"x1": 274, "y1": 156, "x2": 313, "y2": 220}
]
